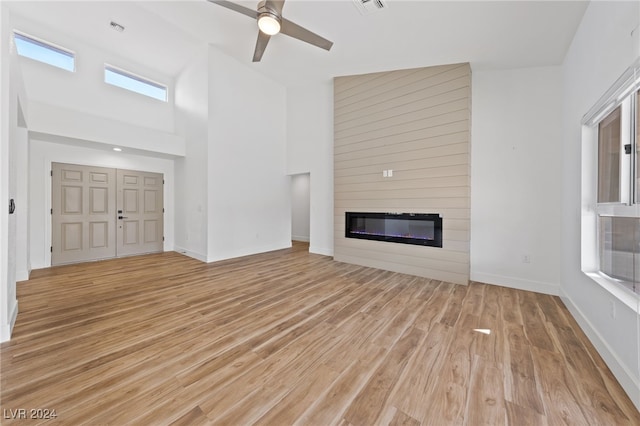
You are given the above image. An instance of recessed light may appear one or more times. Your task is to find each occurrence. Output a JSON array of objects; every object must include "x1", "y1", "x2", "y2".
[
  {"x1": 110, "y1": 21, "x2": 125, "y2": 33},
  {"x1": 113, "y1": 147, "x2": 122, "y2": 152}
]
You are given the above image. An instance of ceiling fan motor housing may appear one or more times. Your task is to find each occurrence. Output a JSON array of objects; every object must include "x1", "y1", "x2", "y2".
[
  {"x1": 257, "y1": 1, "x2": 281, "y2": 35},
  {"x1": 208, "y1": 0, "x2": 333, "y2": 61}
]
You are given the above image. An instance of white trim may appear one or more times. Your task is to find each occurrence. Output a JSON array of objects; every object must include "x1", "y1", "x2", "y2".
[
  {"x1": 207, "y1": 242, "x2": 292, "y2": 263},
  {"x1": 583, "y1": 57, "x2": 640, "y2": 126},
  {"x1": 470, "y1": 271, "x2": 560, "y2": 296},
  {"x1": 292, "y1": 235, "x2": 310, "y2": 242},
  {"x1": 104, "y1": 63, "x2": 167, "y2": 102},
  {"x1": 0, "y1": 300, "x2": 18, "y2": 343},
  {"x1": 15, "y1": 268, "x2": 29, "y2": 282},
  {"x1": 560, "y1": 289, "x2": 640, "y2": 412},
  {"x1": 173, "y1": 246, "x2": 207, "y2": 263},
  {"x1": 12, "y1": 30, "x2": 74, "y2": 58},
  {"x1": 310, "y1": 245, "x2": 333, "y2": 257},
  {"x1": 104, "y1": 63, "x2": 166, "y2": 92},
  {"x1": 584, "y1": 271, "x2": 640, "y2": 313}
]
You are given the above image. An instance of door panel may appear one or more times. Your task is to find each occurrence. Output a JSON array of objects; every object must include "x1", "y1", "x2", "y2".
[
  {"x1": 52, "y1": 163, "x2": 116, "y2": 265},
  {"x1": 116, "y1": 169, "x2": 164, "y2": 256},
  {"x1": 52, "y1": 163, "x2": 163, "y2": 265}
]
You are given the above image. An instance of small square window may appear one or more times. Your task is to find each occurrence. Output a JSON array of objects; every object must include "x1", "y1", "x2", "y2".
[
  {"x1": 13, "y1": 32, "x2": 75, "y2": 72},
  {"x1": 104, "y1": 65, "x2": 167, "y2": 102}
]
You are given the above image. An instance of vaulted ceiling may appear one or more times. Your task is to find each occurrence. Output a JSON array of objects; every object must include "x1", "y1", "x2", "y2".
[{"x1": 7, "y1": 1, "x2": 588, "y2": 86}]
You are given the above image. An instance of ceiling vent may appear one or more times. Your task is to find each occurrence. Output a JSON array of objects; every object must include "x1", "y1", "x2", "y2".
[
  {"x1": 352, "y1": 0, "x2": 387, "y2": 16},
  {"x1": 110, "y1": 21, "x2": 125, "y2": 33}
]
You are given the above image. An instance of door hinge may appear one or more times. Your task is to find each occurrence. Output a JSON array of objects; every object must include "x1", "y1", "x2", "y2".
[
  {"x1": 625, "y1": 144, "x2": 632, "y2": 154},
  {"x1": 50, "y1": 208, "x2": 53, "y2": 215},
  {"x1": 163, "y1": 179, "x2": 165, "y2": 184},
  {"x1": 162, "y1": 236, "x2": 165, "y2": 242},
  {"x1": 50, "y1": 246, "x2": 53, "y2": 253},
  {"x1": 163, "y1": 208, "x2": 165, "y2": 213},
  {"x1": 50, "y1": 170, "x2": 53, "y2": 177}
]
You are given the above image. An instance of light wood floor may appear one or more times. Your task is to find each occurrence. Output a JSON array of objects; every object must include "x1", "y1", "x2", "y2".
[{"x1": 1, "y1": 242, "x2": 639, "y2": 425}]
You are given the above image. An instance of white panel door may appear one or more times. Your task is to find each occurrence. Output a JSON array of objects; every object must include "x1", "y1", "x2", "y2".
[
  {"x1": 116, "y1": 169, "x2": 164, "y2": 257},
  {"x1": 51, "y1": 163, "x2": 116, "y2": 265}
]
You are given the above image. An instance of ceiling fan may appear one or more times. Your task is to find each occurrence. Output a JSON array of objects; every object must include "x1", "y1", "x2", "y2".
[{"x1": 207, "y1": 0, "x2": 333, "y2": 62}]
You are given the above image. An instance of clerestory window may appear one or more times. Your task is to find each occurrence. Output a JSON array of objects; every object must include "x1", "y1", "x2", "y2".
[
  {"x1": 13, "y1": 31, "x2": 75, "y2": 72},
  {"x1": 104, "y1": 64, "x2": 167, "y2": 102}
]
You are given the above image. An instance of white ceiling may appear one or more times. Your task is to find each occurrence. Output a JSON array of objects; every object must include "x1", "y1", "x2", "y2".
[{"x1": 7, "y1": 0, "x2": 589, "y2": 86}]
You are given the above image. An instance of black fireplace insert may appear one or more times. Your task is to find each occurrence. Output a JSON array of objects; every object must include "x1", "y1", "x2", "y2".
[{"x1": 345, "y1": 212, "x2": 442, "y2": 247}]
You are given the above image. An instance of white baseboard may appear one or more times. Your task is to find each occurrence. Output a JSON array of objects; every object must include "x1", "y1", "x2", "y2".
[
  {"x1": 292, "y1": 235, "x2": 310, "y2": 242},
  {"x1": 560, "y1": 289, "x2": 640, "y2": 412},
  {"x1": 206, "y1": 241, "x2": 292, "y2": 263},
  {"x1": 16, "y1": 268, "x2": 29, "y2": 282},
  {"x1": 309, "y1": 245, "x2": 333, "y2": 257},
  {"x1": 0, "y1": 300, "x2": 18, "y2": 343},
  {"x1": 471, "y1": 271, "x2": 560, "y2": 295},
  {"x1": 173, "y1": 246, "x2": 207, "y2": 262}
]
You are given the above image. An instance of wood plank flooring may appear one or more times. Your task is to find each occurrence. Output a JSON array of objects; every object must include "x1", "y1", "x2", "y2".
[{"x1": 1, "y1": 242, "x2": 638, "y2": 425}]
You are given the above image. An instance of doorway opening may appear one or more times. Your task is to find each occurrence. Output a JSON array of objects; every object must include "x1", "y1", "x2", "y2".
[
  {"x1": 51, "y1": 162, "x2": 164, "y2": 266},
  {"x1": 290, "y1": 173, "x2": 310, "y2": 248}
]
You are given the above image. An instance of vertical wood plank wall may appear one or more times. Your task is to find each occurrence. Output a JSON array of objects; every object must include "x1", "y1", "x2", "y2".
[{"x1": 333, "y1": 63, "x2": 471, "y2": 285}]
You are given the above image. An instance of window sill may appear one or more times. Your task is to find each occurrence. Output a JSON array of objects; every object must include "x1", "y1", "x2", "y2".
[{"x1": 585, "y1": 271, "x2": 640, "y2": 313}]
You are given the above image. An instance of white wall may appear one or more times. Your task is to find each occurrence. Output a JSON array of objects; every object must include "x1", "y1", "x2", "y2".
[
  {"x1": 9, "y1": 14, "x2": 185, "y2": 159},
  {"x1": 286, "y1": 83, "x2": 334, "y2": 256},
  {"x1": 27, "y1": 101, "x2": 185, "y2": 158},
  {"x1": 207, "y1": 46, "x2": 290, "y2": 261},
  {"x1": 0, "y1": 4, "x2": 12, "y2": 342},
  {"x1": 561, "y1": 1, "x2": 640, "y2": 409},
  {"x1": 291, "y1": 173, "x2": 310, "y2": 242},
  {"x1": 14, "y1": 115, "x2": 28, "y2": 281},
  {"x1": 174, "y1": 50, "x2": 209, "y2": 261},
  {"x1": 0, "y1": 5, "x2": 26, "y2": 342},
  {"x1": 29, "y1": 138, "x2": 175, "y2": 270},
  {"x1": 471, "y1": 66, "x2": 563, "y2": 295},
  {"x1": 10, "y1": 13, "x2": 175, "y2": 135}
]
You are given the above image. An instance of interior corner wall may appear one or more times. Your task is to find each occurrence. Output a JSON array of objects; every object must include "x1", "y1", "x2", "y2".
[
  {"x1": 14, "y1": 114, "x2": 28, "y2": 282},
  {"x1": 174, "y1": 50, "x2": 209, "y2": 261},
  {"x1": 286, "y1": 83, "x2": 334, "y2": 256},
  {"x1": 206, "y1": 46, "x2": 290, "y2": 262},
  {"x1": 561, "y1": 0, "x2": 640, "y2": 410},
  {"x1": 291, "y1": 173, "x2": 310, "y2": 242},
  {"x1": 0, "y1": 5, "x2": 19, "y2": 342},
  {"x1": 8, "y1": 27, "x2": 30, "y2": 285},
  {"x1": 333, "y1": 64, "x2": 471, "y2": 284},
  {"x1": 470, "y1": 66, "x2": 563, "y2": 296}
]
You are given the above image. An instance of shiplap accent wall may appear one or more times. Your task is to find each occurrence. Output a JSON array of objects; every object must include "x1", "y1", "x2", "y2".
[{"x1": 333, "y1": 63, "x2": 471, "y2": 285}]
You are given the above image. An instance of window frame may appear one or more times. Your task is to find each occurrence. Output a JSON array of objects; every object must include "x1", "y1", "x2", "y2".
[
  {"x1": 103, "y1": 64, "x2": 168, "y2": 102},
  {"x1": 13, "y1": 30, "x2": 75, "y2": 72},
  {"x1": 582, "y1": 58, "x2": 640, "y2": 310},
  {"x1": 597, "y1": 105, "x2": 623, "y2": 204}
]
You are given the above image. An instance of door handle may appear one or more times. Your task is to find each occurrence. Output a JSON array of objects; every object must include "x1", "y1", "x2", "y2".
[{"x1": 118, "y1": 216, "x2": 128, "y2": 219}]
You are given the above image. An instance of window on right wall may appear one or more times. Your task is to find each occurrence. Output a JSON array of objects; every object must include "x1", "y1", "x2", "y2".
[
  {"x1": 583, "y1": 61, "x2": 640, "y2": 298},
  {"x1": 104, "y1": 64, "x2": 167, "y2": 102}
]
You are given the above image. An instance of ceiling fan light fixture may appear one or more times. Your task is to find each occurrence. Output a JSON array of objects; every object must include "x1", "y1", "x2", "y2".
[{"x1": 257, "y1": 13, "x2": 281, "y2": 35}]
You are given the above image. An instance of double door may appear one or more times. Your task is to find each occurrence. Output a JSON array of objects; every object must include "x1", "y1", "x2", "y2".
[{"x1": 51, "y1": 163, "x2": 164, "y2": 266}]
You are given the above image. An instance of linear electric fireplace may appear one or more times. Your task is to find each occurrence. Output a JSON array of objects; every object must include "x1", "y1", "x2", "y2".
[{"x1": 345, "y1": 212, "x2": 442, "y2": 247}]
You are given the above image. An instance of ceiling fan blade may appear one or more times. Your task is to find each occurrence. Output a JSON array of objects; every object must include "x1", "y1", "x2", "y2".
[
  {"x1": 280, "y1": 18, "x2": 333, "y2": 51},
  {"x1": 207, "y1": 0, "x2": 258, "y2": 19},
  {"x1": 253, "y1": 31, "x2": 271, "y2": 62},
  {"x1": 264, "y1": 0, "x2": 285, "y2": 14}
]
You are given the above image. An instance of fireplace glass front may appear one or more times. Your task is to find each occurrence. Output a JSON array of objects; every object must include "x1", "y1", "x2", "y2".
[{"x1": 345, "y1": 212, "x2": 442, "y2": 247}]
